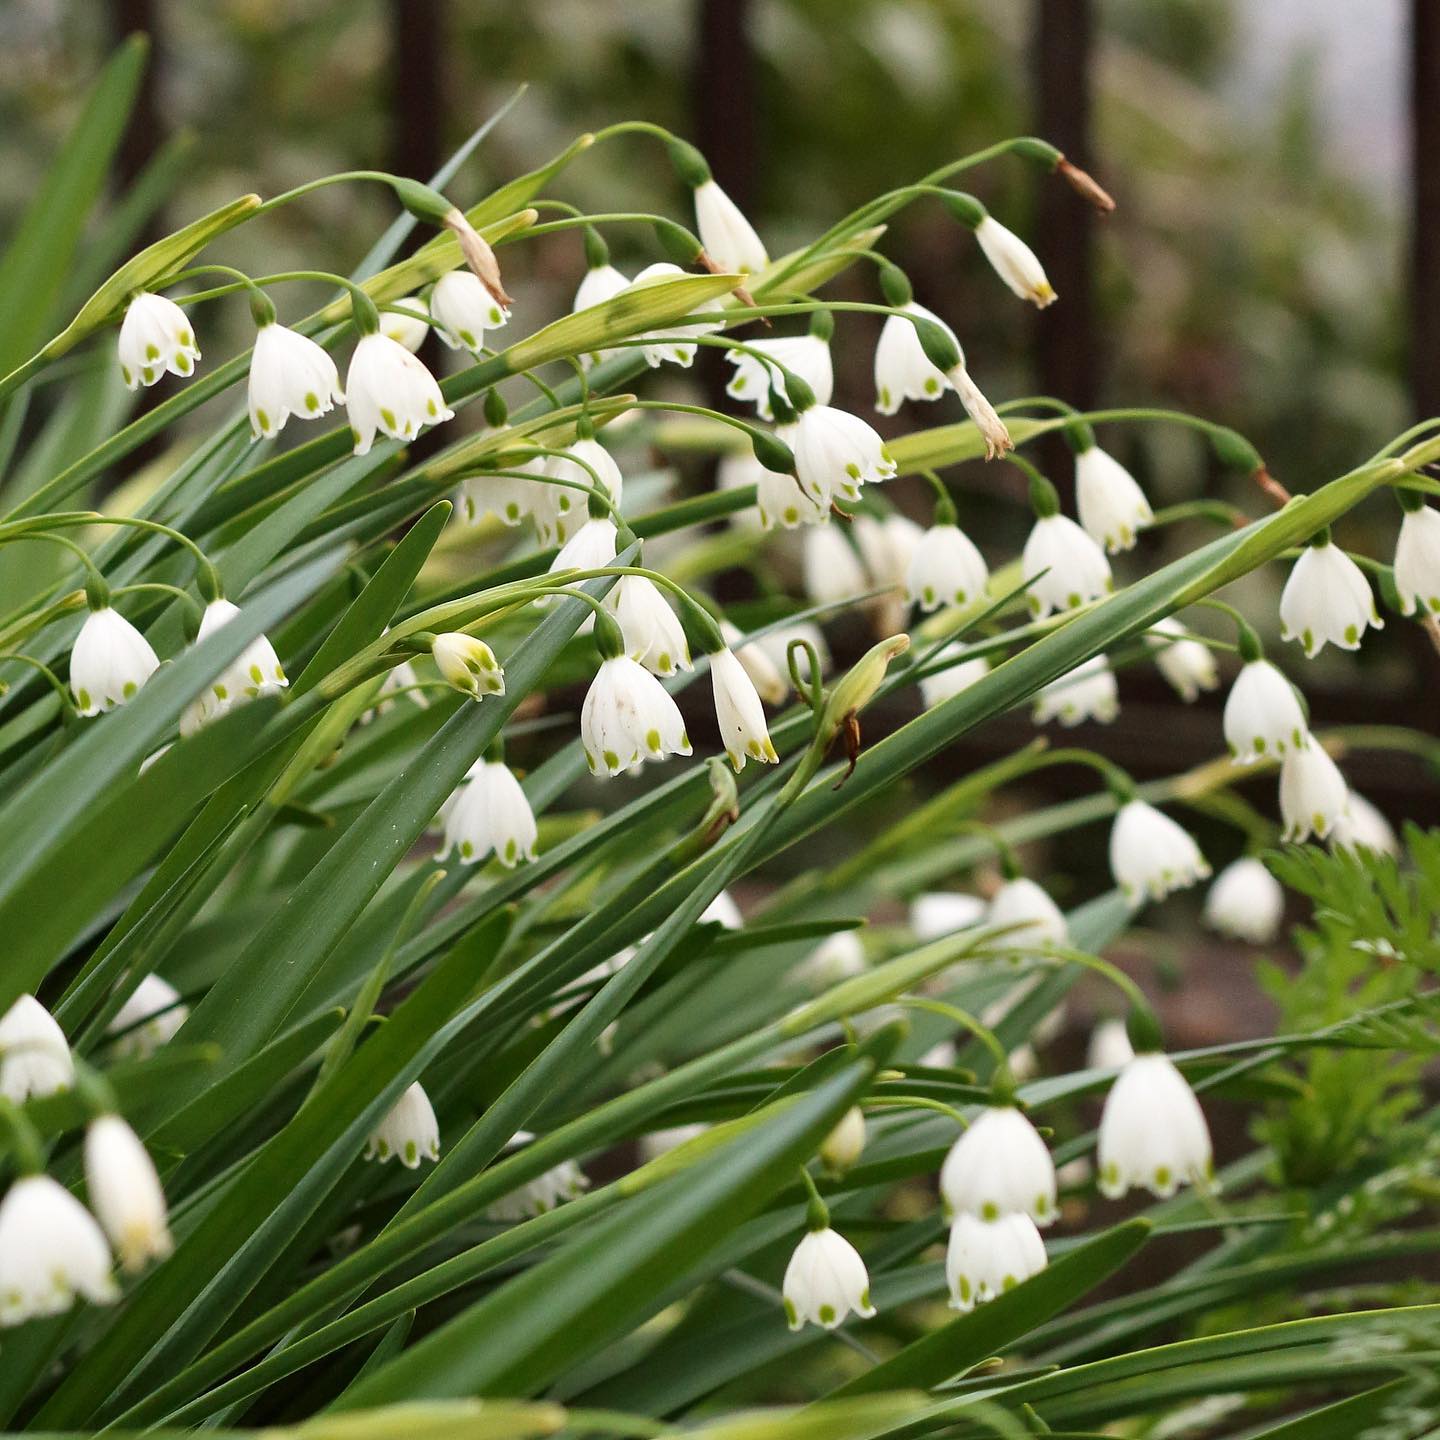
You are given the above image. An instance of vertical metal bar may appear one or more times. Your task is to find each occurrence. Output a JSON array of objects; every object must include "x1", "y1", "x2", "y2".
[
  {"x1": 1032, "y1": 0, "x2": 1097, "y2": 487},
  {"x1": 695, "y1": 0, "x2": 758, "y2": 207},
  {"x1": 1412, "y1": 0, "x2": 1440, "y2": 422},
  {"x1": 389, "y1": 0, "x2": 445, "y2": 184}
]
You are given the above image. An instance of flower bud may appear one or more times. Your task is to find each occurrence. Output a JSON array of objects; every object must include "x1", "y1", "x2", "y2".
[{"x1": 432, "y1": 633, "x2": 505, "y2": 700}]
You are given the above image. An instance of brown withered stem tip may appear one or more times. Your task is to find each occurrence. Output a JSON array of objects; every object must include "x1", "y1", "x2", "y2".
[
  {"x1": 697, "y1": 250, "x2": 763, "y2": 317},
  {"x1": 1056, "y1": 157, "x2": 1116, "y2": 215},
  {"x1": 1253, "y1": 465, "x2": 1292, "y2": 509},
  {"x1": 445, "y1": 210, "x2": 515, "y2": 309}
]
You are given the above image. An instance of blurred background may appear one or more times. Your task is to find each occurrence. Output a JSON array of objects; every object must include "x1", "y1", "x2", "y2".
[{"x1": 1, "y1": 0, "x2": 1435, "y2": 1056}]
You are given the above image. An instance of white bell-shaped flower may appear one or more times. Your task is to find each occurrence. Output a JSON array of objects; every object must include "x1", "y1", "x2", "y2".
[
  {"x1": 196, "y1": 598, "x2": 288, "y2": 709},
  {"x1": 919, "y1": 646, "x2": 989, "y2": 710},
  {"x1": 247, "y1": 322, "x2": 344, "y2": 440},
  {"x1": 874, "y1": 302, "x2": 955, "y2": 415},
  {"x1": 487, "y1": 1133, "x2": 589, "y2": 1220},
  {"x1": 0, "y1": 1175, "x2": 118, "y2": 1324},
  {"x1": 629, "y1": 262, "x2": 727, "y2": 367},
  {"x1": 719, "y1": 620, "x2": 786, "y2": 705},
  {"x1": 711, "y1": 646, "x2": 778, "y2": 772},
  {"x1": 607, "y1": 577, "x2": 691, "y2": 676},
  {"x1": 694, "y1": 178, "x2": 768, "y2": 272},
  {"x1": 573, "y1": 261, "x2": 631, "y2": 368},
  {"x1": 782, "y1": 1225, "x2": 875, "y2": 1331},
  {"x1": 544, "y1": 520, "x2": 618, "y2": 627},
  {"x1": 1393, "y1": 500, "x2": 1440, "y2": 616},
  {"x1": 756, "y1": 457, "x2": 827, "y2": 529},
  {"x1": 432, "y1": 633, "x2": 505, "y2": 701},
  {"x1": 364, "y1": 1082, "x2": 440, "y2": 1168},
  {"x1": 582, "y1": 655, "x2": 692, "y2": 776},
  {"x1": 803, "y1": 525, "x2": 867, "y2": 606},
  {"x1": 987, "y1": 877, "x2": 1069, "y2": 956},
  {"x1": 1075, "y1": 445, "x2": 1152, "y2": 553},
  {"x1": 1022, "y1": 514, "x2": 1112, "y2": 618},
  {"x1": 1279, "y1": 740, "x2": 1348, "y2": 843},
  {"x1": 908, "y1": 523, "x2": 989, "y2": 611},
  {"x1": 974, "y1": 215, "x2": 1056, "y2": 307},
  {"x1": 70, "y1": 606, "x2": 160, "y2": 716},
  {"x1": 84, "y1": 1115, "x2": 172, "y2": 1274},
  {"x1": 106, "y1": 975, "x2": 187, "y2": 1061},
  {"x1": 380, "y1": 294, "x2": 430, "y2": 352},
  {"x1": 547, "y1": 438, "x2": 624, "y2": 513},
  {"x1": 461, "y1": 459, "x2": 548, "y2": 531},
  {"x1": 1331, "y1": 791, "x2": 1399, "y2": 857},
  {"x1": 725, "y1": 334, "x2": 833, "y2": 420},
  {"x1": 939, "y1": 1105, "x2": 1057, "y2": 1225},
  {"x1": 1223, "y1": 658, "x2": 1307, "y2": 763},
  {"x1": 441, "y1": 759, "x2": 537, "y2": 867},
  {"x1": 1203, "y1": 858, "x2": 1284, "y2": 944},
  {"x1": 429, "y1": 270, "x2": 507, "y2": 354},
  {"x1": 1098, "y1": 1053, "x2": 1212, "y2": 1199},
  {"x1": 1278, "y1": 537, "x2": 1382, "y2": 657},
  {"x1": 910, "y1": 891, "x2": 987, "y2": 940},
  {"x1": 1148, "y1": 617, "x2": 1218, "y2": 703},
  {"x1": 0, "y1": 995, "x2": 73, "y2": 1103},
  {"x1": 346, "y1": 332, "x2": 454, "y2": 455},
  {"x1": 1032, "y1": 654, "x2": 1118, "y2": 727},
  {"x1": 945, "y1": 1212, "x2": 1047, "y2": 1312},
  {"x1": 1109, "y1": 800, "x2": 1210, "y2": 905},
  {"x1": 1086, "y1": 1017, "x2": 1135, "y2": 1071},
  {"x1": 118, "y1": 291, "x2": 200, "y2": 389},
  {"x1": 819, "y1": 1108, "x2": 866, "y2": 1173},
  {"x1": 791, "y1": 405, "x2": 897, "y2": 507}
]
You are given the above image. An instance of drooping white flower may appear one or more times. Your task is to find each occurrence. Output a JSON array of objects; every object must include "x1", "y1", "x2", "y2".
[
  {"x1": 0, "y1": 995, "x2": 73, "y2": 1103},
  {"x1": 547, "y1": 437, "x2": 625, "y2": 513},
  {"x1": 84, "y1": 1115, "x2": 172, "y2": 1274},
  {"x1": 1278, "y1": 538, "x2": 1382, "y2": 657},
  {"x1": 380, "y1": 295, "x2": 430, "y2": 352},
  {"x1": 486, "y1": 1132, "x2": 589, "y2": 1220},
  {"x1": 910, "y1": 891, "x2": 987, "y2": 940},
  {"x1": 1203, "y1": 858, "x2": 1285, "y2": 944},
  {"x1": 1223, "y1": 659, "x2": 1307, "y2": 763},
  {"x1": 0, "y1": 1175, "x2": 117, "y2": 1324},
  {"x1": 582, "y1": 656, "x2": 692, "y2": 776},
  {"x1": 1109, "y1": 800, "x2": 1210, "y2": 905},
  {"x1": 1075, "y1": 445, "x2": 1153, "y2": 553},
  {"x1": 874, "y1": 302, "x2": 956, "y2": 414},
  {"x1": 694, "y1": 179, "x2": 768, "y2": 272},
  {"x1": 346, "y1": 332, "x2": 454, "y2": 455},
  {"x1": 939, "y1": 1105, "x2": 1057, "y2": 1226},
  {"x1": 1032, "y1": 654, "x2": 1118, "y2": 727},
  {"x1": 1097, "y1": 1053, "x2": 1212, "y2": 1199},
  {"x1": 441, "y1": 759, "x2": 537, "y2": 867},
  {"x1": 629, "y1": 262, "x2": 727, "y2": 368},
  {"x1": 987, "y1": 877, "x2": 1069, "y2": 956},
  {"x1": 70, "y1": 606, "x2": 160, "y2": 716},
  {"x1": 573, "y1": 261, "x2": 631, "y2": 368},
  {"x1": 819, "y1": 1108, "x2": 867, "y2": 1173},
  {"x1": 1148, "y1": 617, "x2": 1219, "y2": 703},
  {"x1": 1021, "y1": 514, "x2": 1112, "y2": 618},
  {"x1": 1331, "y1": 791, "x2": 1399, "y2": 857},
  {"x1": 607, "y1": 577, "x2": 691, "y2": 676},
  {"x1": 974, "y1": 215, "x2": 1056, "y2": 308},
  {"x1": 1279, "y1": 740, "x2": 1348, "y2": 843},
  {"x1": 118, "y1": 291, "x2": 200, "y2": 389},
  {"x1": 247, "y1": 323, "x2": 344, "y2": 440},
  {"x1": 803, "y1": 525, "x2": 867, "y2": 606},
  {"x1": 106, "y1": 975, "x2": 187, "y2": 1061},
  {"x1": 791, "y1": 406, "x2": 897, "y2": 507},
  {"x1": 756, "y1": 456, "x2": 827, "y2": 530},
  {"x1": 798, "y1": 930, "x2": 866, "y2": 989},
  {"x1": 195, "y1": 598, "x2": 288, "y2": 709},
  {"x1": 711, "y1": 646, "x2": 778, "y2": 771},
  {"x1": 945, "y1": 1212, "x2": 1047, "y2": 1312},
  {"x1": 1086, "y1": 1017, "x2": 1135, "y2": 1071},
  {"x1": 432, "y1": 633, "x2": 505, "y2": 701},
  {"x1": 908, "y1": 523, "x2": 989, "y2": 612},
  {"x1": 364, "y1": 1082, "x2": 440, "y2": 1168},
  {"x1": 1393, "y1": 501, "x2": 1440, "y2": 615},
  {"x1": 720, "y1": 620, "x2": 787, "y2": 704},
  {"x1": 461, "y1": 458, "x2": 549, "y2": 532},
  {"x1": 725, "y1": 334, "x2": 833, "y2": 420},
  {"x1": 919, "y1": 646, "x2": 989, "y2": 710},
  {"x1": 429, "y1": 270, "x2": 508, "y2": 354},
  {"x1": 782, "y1": 1226, "x2": 875, "y2": 1331},
  {"x1": 545, "y1": 519, "x2": 619, "y2": 622}
]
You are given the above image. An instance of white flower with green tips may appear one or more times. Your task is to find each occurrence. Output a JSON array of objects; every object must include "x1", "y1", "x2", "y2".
[
  {"x1": 440, "y1": 758, "x2": 537, "y2": 867},
  {"x1": 0, "y1": 1175, "x2": 117, "y2": 1324},
  {"x1": 1075, "y1": 444, "x2": 1153, "y2": 553},
  {"x1": 429, "y1": 270, "x2": 508, "y2": 353},
  {"x1": 364, "y1": 1082, "x2": 440, "y2": 1168},
  {"x1": 711, "y1": 646, "x2": 777, "y2": 771},
  {"x1": 581, "y1": 655, "x2": 692, "y2": 776},
  {"x1": 974, "y1": 215, "x2": 1056, "y2": 307},
  {"x1": 1109, "y1": 800, "x2": 1209, "y2": 904},
  {"x1": 70, "y1": 606, "x2": 159, "y2": 716},
  {"x1": 608, "y1": 577, "x2": 691, "y2": 676},
  {"x1": 1278, "y1": 536, "x2": 1382, "y2": 656},
  {"x1": 247, "y1": 322, "x2": 344, "y2": 440},
  {"x1": 1279, "y1": 739, "x2": 1348, "y2": 843},
  {"x1": 694, "y1": 178, "x2": 768, "y2": 273},
  {"x1": 432, "y1": 633, "x2": 505, "y2": 701},
  {"x1": 1098, "y1": 1053, "x2": 1212, "y2": 1199},
  {"x1": 118, "y1": 291, "x2": 200, "y2": 389},
  {"x1": 725, "y1": 334, "x2": 833, "y2": 420},
  {"x1": 1032, "y1": 654, "x2": 1118, "y2": 727},
  {"x1": 84, "y1": 1115, "x2": 172, "y2": 1274},
  {"x1": 945, "y1": 1212, "x2": 1047, "y2": 1312},
  {"x1": 939, "y1": 1104, "x2": 1057, "y2": 1226},
  {"x1": 345, "y1": 332, "x2": 454, "y2": 455},
  {"x1": 782, "y1": 1226, "x2": 875, "y2": 1331}
]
